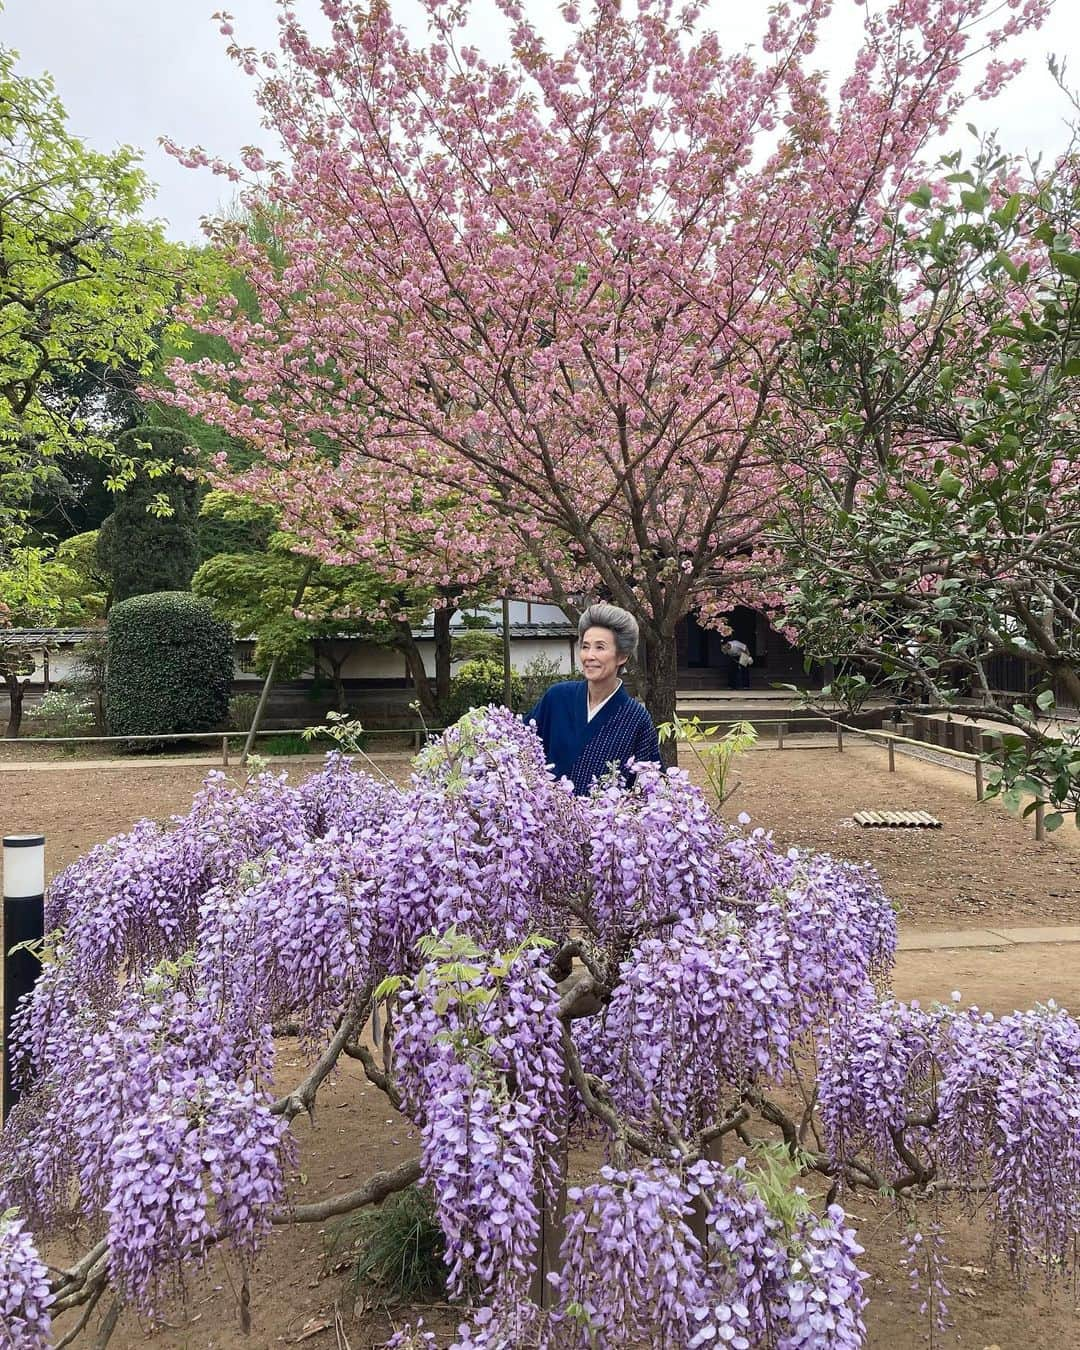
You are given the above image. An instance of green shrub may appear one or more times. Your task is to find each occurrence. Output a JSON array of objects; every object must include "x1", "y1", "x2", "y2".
[
  {"x1": 67, "y1": 632, "x2": 108, "y2": 733},
  {"x1": 228, "y1": 693, "x2": 261, "y2": 731},
  {"x1": 328, "y1": 1185, "x2": 446, "y2": 1305},
  {"x1": 450, "y1": 629, "x2": 503, "y2": 663},
  {"x1": 444, "y1": 657, "x2": 524, "y2": 723},
  {"x1": 24, "y1": 689, "x2": 94, "y2": 738},
  {"x1": 518, "y1": 652, "x2": 564, "y2": 712},
  {"x1": 105, "y1": 592, "x2": 234, "y2": 738}
]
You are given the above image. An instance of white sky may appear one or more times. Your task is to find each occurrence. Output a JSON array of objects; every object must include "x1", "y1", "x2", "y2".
[{"x1": 5, "y1": 0, "x2": 1078, "y2": 241}]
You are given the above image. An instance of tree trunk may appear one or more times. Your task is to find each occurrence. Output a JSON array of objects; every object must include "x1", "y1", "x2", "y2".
[
  {"x1": 501, "y1": 594, "x2": 513, "y2": 708},
  {"x1": 1049, "y1": 658, "x2": 1080, "y2": 709},
  {"x1": 329, "y1": 652, "x2": 348, "y2": 714},
  {"x1": 312, "y1": 644, "x2": 349, "y2": 714},
  {"x1": 641, "y1": 629, "x2": 679, "y2": 767},
  {"x1": 243, "y1": 558, "x2": 317, "y2": 762},
  {"x1": 433, "y1": 605, "x2": 455, "y2": 711},
  {"x1": 392, "y1": 620, "x2": 440, "y2": 724},
  {"x1": 4, "y1": 672, "x2": 26, "y2": 739},
  {"x1": 242, "y1": 656, "x2": 278, "y2": 763}
]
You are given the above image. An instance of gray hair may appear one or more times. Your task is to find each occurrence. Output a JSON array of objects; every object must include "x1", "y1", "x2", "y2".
[{"x1": 577, "y1": 603, "x2": 639, "y2": 660}]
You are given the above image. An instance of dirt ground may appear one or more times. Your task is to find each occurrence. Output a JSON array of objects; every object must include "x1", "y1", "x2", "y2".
[
  {"x1": 4, "y1": 743, "x2": 1077, "y2": 932},
  {"x1": 3, "y1": 745, "x2": 1078, "y2": 1348},
  {"x1": 711, "y1": 741, "x2": 1080, "y2": 932}
]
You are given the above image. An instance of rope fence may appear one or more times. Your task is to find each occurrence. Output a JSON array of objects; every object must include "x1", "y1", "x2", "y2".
[
  {"x1": 677, "y1": 712, "x2": 1059, "y2": 839},
  {"x1": 6, "y1": 712, "x2": 1063, "y2": 839},
  {"x1": 4, "y1": 725, "x2": 446, "y2": 761}
]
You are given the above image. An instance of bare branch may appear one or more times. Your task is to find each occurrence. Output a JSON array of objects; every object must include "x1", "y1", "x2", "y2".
[
  {"x1": 342, "y1": 1039, "x2": 404, "y2": 1111},
  {"x1": 276, "y1": 1156, "x2": 423, "y2": 1225},
  {"x1": 271, "y1": 983, "x2": 374, "y2": 1122}
]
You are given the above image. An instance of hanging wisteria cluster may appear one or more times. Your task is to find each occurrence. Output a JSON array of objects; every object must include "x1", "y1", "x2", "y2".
[
  {"x1": 2, "y1": 707, "x2": 1079, "y2": 1349},
  {"x1": 0, "y1": 1211, "x2": 53, "y2": 1348}
]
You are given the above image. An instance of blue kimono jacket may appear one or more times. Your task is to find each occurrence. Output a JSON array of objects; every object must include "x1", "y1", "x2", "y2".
[{"x1": 526, "y1": 680, "x2": 661, "y2": 795}]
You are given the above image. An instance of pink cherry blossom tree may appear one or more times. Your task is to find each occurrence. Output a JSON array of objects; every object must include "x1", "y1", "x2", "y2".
[{"x1": 163, "y1": 0, "x2": 1052, "y2": 727}]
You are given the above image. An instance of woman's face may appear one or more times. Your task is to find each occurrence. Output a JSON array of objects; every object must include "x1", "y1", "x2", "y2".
[{"x1": 579, "y1": 626, "x2": 626, "y2": 685}]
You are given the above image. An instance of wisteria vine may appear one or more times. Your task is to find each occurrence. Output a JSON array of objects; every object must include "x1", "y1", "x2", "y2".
[{"x1": 0, "y1": 707, "x2": 1078, "y2": 1348}]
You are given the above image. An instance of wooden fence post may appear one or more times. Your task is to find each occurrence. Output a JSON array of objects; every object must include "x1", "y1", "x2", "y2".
[
  {"x1": 887, "y1": 738, "x2": 895, "y2": 773},
  {"x1": 222, "y1": 735, "x2": 230, "y2": 767},
  {"x1": 776, "y1": 722, "x2": 785, "y2": 750},
  {"x1": 1035, "y1": 799, "x2": 1046, "y2": 841},
  {"x1": 974, "y1": 758, "x2": 984, "y2": 801},
  {"x1": 836, "y1": 723, "x2": 844, "y2": 753}
]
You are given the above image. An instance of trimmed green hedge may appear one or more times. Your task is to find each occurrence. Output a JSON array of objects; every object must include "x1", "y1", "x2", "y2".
[{"x1": 106, "y1": 592, "x2": 233, "y2": 737}]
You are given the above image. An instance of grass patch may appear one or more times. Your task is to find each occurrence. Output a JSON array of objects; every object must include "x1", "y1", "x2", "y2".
[
  {"x1": 259, "y1": 733, "x2": 317, "y2": 756},
  {"x1": 327, "y1": 1184, "x2": 446, "y2": 1305}
]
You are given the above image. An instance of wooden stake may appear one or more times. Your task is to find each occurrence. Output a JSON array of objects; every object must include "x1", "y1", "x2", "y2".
[
  {"x1": 222, "y1": 735, "x2": 230, "y2": 767},
  {"x1": 1035, "y1": 799, "x2": 1046, "y2": 841},
  {"x1": 974, "y1": 758, "x2": 984, "y2": 801},
  {"x1": 887, "y1": 739, "x2": 895, "y2": 773},
  {"x1": 777, "y1": 721, "x2": 785, "y2": 750},
  {"x1": 836, "y1": 724, "x2": 844, "y2": 753}
]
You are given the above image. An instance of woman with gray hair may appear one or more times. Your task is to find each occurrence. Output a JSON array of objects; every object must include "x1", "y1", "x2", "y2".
[{"x1": 525, "y1": 602, "x2": 661, "y2": 794}]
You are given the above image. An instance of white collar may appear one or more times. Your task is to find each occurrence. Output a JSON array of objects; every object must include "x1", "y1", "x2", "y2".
[{"x1": 586, "y1": 679, "x2": 622, "y2": 722}]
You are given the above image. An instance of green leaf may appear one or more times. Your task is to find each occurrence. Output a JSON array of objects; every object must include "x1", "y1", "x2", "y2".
[
  {"x1": 937, "y1": 469, "x2": 962, "y2": 499},
  {"x1": 904, "y1": 480, "x2": 933, "y2": 510},
  {"x1": 1044, "y1": 812, "x2": 1065, "y2": 833},
  {"x1": 1035, "y1": 689, "x2": 1056, "y2": 712},
  {"x1": 1051, "y1": 251, "x2": 1080, "y2": 280}
]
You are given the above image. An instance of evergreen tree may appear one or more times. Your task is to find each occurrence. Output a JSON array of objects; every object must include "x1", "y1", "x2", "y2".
[{"x1": 96, "y1": 427, "x2": 202, "y2": 603}]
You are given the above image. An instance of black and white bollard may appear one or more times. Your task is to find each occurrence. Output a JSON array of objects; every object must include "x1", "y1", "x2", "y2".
[{"x1": 3, "y1": 834, "x2": 45, "y2": 1123}]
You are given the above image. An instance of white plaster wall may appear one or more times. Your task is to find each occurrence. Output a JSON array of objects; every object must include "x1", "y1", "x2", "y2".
[
  {"x1": 34, "y1": 631, "x2": 577, "y2": 688},
  {"x1": 232, "y1": 636, "x2": 575, "y2": 683},
  {"x1": 452, "y1": 599, "x2": 571, "y2": 627},
  {"x1": 337, "y1": 642, "x2": 412, "y2": 680},
  {"x1": 419, "y1": 635, "x2": 575, "y2": 678},
  {"x1": 23, "y1": 646, "x2": 80, "y2": 686}
]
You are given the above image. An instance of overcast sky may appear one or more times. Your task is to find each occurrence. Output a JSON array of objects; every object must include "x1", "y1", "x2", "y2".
[{"x1": 6, "y1": 0, "x2": 1078, "y2": 241}]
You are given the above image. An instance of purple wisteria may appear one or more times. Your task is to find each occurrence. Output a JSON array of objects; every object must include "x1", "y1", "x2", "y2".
[
  {"x1": 393, "y1": 937, "x2": 566, "y2": 1325},
  {"x1": 546, "y1": 1160, "x2": 867, "y2": 1349},
  {"x1": 0, "y1": 1211, "x2": 53, "y2": 1349},
  {"x1": 1, "y1": 708, "x2": 1078, "y2": 1347}
]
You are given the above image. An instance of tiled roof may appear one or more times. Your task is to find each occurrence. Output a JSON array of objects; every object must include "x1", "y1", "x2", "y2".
[
  {"x1": 4, "y1": 623, "x2": 576, "y2": 645},
  {"x1": 411, "y1": 622, "x2": 576, "y2": 640},
  {"x1": 0, "y1": 628, "x2": 97, "y2": 645}
]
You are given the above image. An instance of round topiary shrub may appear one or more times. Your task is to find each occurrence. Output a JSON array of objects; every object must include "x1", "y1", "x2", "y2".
[{"x1": 106, "y1": 591, "x2": 234, "y2": 738}]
